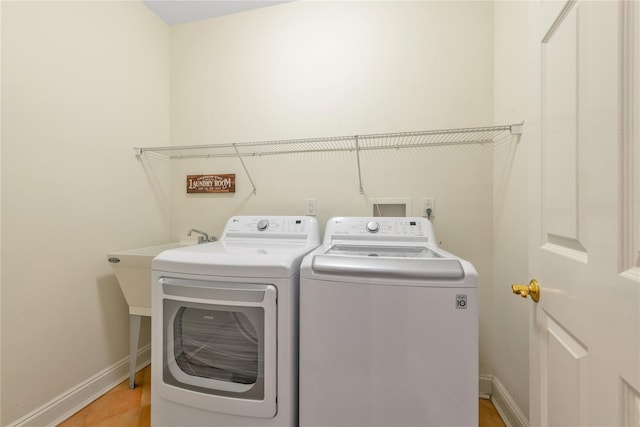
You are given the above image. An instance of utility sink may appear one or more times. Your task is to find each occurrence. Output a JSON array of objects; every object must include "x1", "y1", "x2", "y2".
[
  {"x1": 108, "y1": 243, "x2": 190, "y2": 316},
  {"x1": 107, "y1": 242, "x2": 192, "y2": 388}
]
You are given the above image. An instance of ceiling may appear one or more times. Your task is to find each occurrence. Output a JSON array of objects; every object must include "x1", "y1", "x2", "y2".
[{"x1": 142, "y1": 0, "x2": 292, "y2": 26}]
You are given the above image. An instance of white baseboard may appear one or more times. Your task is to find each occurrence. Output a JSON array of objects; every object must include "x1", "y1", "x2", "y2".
[
  {"x1": 7, "y1": 345, "x2": 151, "y2": 427},
  {"x1": 488, "y1": 376, "x2": 529, "y2": 427},
  {"x1": 479, "y1": 373, "x2": 494, "y2": 399}
]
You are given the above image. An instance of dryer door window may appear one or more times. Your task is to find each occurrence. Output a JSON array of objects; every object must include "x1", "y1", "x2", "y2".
[
  {"x1": 158, "y1": 278, "x2": 277, "y2": 417},
  {"x1": 166, "y1": 302, "x2": 266, "y2": 399},
  {"x1": 173, "y1": 307, "x2": 260, "y2": 389}
]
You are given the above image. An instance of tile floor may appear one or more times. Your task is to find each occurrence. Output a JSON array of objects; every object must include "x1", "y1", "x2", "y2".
[{"x1": 58, "y1": 365, "x2": 506, "y2": 427}]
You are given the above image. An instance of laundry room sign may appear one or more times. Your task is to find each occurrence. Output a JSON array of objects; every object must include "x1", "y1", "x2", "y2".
[{"x1": 186, "y1": 174, "x2": 235, "y2": 193}]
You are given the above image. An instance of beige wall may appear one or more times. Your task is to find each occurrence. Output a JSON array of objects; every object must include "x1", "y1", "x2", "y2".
[
  {"x1": 1, "y1": 1, "x2": 170, "y2": 424},
  {"x1": 0, "y1": 1, "x2": 533, "y2": 424},
  {"x1": 493, "y1": 0, "x2": 530, "y2": 418},
  {"x1": 169, "y1": 0, "x2": 497, "y2": 375}
]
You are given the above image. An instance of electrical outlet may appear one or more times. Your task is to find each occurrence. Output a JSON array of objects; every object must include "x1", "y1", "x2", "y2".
[
  {"x1": 305, "y1": 198, "x2": 317, "y2": 216},
  {"x1": 422, "y1": 198, "x2": 435, "y2": 219}
]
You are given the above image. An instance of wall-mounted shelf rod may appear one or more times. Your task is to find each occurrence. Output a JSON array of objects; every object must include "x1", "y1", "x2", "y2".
[
  {"x1": 134, "y1": 123, "x2": 523, "y2": 194},
  {"x1": 133, "y1": 123, "x2": 523, "y2": 160}
]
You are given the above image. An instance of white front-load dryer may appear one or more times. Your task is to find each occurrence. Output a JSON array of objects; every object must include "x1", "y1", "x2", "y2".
[
  {"x1": 299, "y1": 217, "x2": 478, "y2": 427},
  {"x1": 151, "y1": 216, "x2": 319, "y2": 427}
]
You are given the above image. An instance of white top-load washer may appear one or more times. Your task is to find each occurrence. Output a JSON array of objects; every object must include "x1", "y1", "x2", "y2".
[
  {"x1": 151, "y1": 216, "x2": 319, "y2": 427},
  {"x1": 299, "y1": 217, "x2": 478, "y2": 427}
]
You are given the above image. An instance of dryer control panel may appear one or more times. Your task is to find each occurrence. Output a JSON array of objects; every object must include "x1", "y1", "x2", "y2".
[
  {"x1": 222, "y1": 216, "x2": 321, "y2": 243},
  {"x1": 324, "y1": 217, "x2": 437, "y2": 244}
]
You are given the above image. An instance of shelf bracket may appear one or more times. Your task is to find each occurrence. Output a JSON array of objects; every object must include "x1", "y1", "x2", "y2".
[
  {"x1": 510, "y1": 122, "x2": 524, "y2": 135},
  {"x1": 233, "y1": 144, "x2": 257, "y2": 195},
  {"x1": 355, "y1": 135, "x2": 364, "y2": 194}
]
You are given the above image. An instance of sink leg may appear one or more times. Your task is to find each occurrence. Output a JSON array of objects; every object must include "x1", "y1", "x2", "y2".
[{"x1": 129, "y1": 314, "x2": 142, "y2": 389}]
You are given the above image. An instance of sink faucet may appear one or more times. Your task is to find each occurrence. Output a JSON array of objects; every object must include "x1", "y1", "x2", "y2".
[{"x1": 187, "y1": 229, "x2": 216, "y2": 244}]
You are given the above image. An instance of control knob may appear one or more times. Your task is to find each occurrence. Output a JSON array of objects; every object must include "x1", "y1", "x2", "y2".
[
  {"x1": 366, "y1": 221, "x2": 380, "y2": 233},
  {"x1": 257, "y1": 219, "x2": 270, "y2": 231}
]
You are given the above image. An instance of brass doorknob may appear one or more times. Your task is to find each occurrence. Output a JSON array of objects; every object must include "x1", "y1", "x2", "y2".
[{"x1": 511, "y1": 279, "x2": 540, "y2": 302}]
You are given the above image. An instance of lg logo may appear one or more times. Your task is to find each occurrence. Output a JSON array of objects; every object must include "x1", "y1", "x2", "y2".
[{"x1": 456, "y1": 294, "x2": 467, "y2": 309}]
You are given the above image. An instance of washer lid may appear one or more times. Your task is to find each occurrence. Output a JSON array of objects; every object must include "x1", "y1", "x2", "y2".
[
  {"x1": 311, "y1": 252, "x2": 465, "y2": 280},
  {"x1": 325, "y1": 244, "x2": 440, "y2": 258}
]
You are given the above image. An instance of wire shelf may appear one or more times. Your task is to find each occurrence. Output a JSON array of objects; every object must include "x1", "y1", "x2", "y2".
[
  {"x1": 134, "y1": 123, "x2": 522, "y2": 159},
  {"x1": 134, "y1": 122, "x2": 523, "y2": 195}
]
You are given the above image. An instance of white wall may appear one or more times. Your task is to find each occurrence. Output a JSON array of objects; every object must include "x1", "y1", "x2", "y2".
[
  {"x1": 169, "y1": 0, "x2": 497, "y2": 375},
  {"x1": 0, "y1": 2, "x2": 170, "y2": 424},
  {"x1": 492, "y1": 0, "x2": 530, "y2": 419}
]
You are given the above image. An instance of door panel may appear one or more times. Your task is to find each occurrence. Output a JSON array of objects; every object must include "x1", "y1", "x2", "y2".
[
  {"x1": 529, "y1": 1, "x2": 640, "y2": 425},
  {"x1": 542, "y1": 5, "x2": 582, "y2": 250},
  {"x1": 622, "y1": 0, "x2": 640, "y2": 279},
  {"x1": 543, "y1": 315, "x2": 588, "y2": 427},
  {"x1": 622, "y1": 380, "x2": 640, "y2": 425}
]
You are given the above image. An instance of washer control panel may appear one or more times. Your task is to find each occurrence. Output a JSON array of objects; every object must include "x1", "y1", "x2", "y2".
[
  {"x1": 325, "y1": 217, "x2": 435, "y2": 243},
  {"x1": 222, "y1": 216, "x2": 320, "y2": 242}
]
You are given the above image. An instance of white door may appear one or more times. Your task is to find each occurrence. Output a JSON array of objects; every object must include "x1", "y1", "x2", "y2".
[{"x1": 527, "y1": 1, "x2": 640, "y2": 425}]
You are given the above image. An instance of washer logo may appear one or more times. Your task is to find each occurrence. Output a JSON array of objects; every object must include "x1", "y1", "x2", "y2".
[{"x1": 456, "y1": 294, "x2": 468, "y2": 309}]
